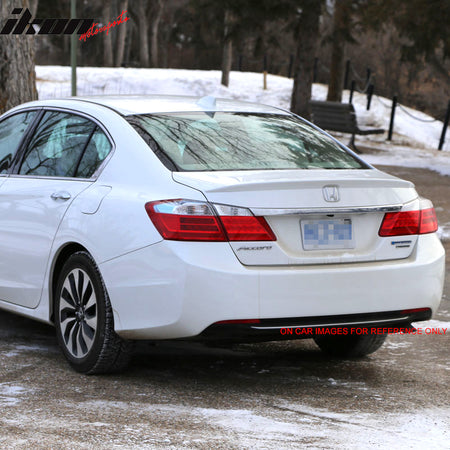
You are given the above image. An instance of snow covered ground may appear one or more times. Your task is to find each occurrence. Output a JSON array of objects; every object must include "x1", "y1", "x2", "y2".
[{"x1": 36, "y1": 66, "x2": 450, "y2": 171}]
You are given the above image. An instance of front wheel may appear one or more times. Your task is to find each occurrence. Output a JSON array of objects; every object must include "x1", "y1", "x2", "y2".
[
  {"x1": 313, "y1": 333, "x2": 387, "y2": 358},
  {"x1": 55, "y1": 251, "x2": 133, "y2": 374}
]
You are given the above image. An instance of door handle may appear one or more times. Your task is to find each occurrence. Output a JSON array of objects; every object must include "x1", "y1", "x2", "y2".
[{"x1": 51, "y1": 191, "x2": 72, "y2": 201}]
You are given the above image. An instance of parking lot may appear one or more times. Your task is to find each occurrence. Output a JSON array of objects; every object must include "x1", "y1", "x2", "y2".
[{"x1": 0, "y1": 165, "x2": 448, "y2": 449}]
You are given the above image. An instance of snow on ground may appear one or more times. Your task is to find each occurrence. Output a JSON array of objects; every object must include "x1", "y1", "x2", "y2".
[
  {"x1": 361, "y1": 142, "x2": 450, "y2": 177},
  {"x1": 415, "y1": 319, "x2": 450, "y2": 331},
  {"x1": 437, "y1": 225, "x2": 450, "y2": 242},
  {"x1": 0, "y1": 384, "x2": 29, "y2": 406},
  {"x1": 77, "y1": 400, "x2": 450, "y2": 449}
]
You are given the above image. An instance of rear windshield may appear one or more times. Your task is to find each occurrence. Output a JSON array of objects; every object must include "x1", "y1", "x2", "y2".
[{"x1": 127, "y1": 112, "x2": 367, "y2": 171}]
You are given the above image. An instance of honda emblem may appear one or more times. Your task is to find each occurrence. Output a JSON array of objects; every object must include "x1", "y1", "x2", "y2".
[{"x1": 323, "y1": 185, "x2": 340, "y2": 202}]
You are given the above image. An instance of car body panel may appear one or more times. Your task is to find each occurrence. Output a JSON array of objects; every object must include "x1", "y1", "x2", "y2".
[
  {"x1": 172, "y1": 168, "x2": 414, "y2": 205},
  {"x1": 0, "y1": 176, "x2": 91, "y2": 307}
]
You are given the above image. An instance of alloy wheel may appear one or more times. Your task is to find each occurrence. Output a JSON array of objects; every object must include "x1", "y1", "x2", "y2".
[{"x1": 59, "y1": 268, "x2": 98, "y2": 358}]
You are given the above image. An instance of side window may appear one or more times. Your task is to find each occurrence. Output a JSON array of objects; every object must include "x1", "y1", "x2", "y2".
[
  {"x1": 19, "y1": 111, "x2": 96, "y2": 177},
  {"x1": 0, "y1": 111, "x2": 36, "y2": 174},
  {"x1": 76, "y1": 127, "x2": 112, "y2": 178}
]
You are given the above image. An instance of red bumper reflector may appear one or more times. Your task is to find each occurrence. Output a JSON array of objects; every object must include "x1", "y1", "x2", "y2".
[
  {"x1": 400, "y1": 307, "x2": 431, "y2": 315},
  {"x1": 215, "y1": 319, "x2": 261, "y2": 325}
]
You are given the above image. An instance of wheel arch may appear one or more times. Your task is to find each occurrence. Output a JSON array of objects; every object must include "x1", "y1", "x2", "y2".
[{"x1": 49, "y1": 242, "x2": 90, "y2": 323}]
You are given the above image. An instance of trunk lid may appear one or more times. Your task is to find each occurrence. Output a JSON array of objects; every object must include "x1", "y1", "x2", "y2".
[{"x1": 173, "y1": 169, "x2": 419, "y2": 265}]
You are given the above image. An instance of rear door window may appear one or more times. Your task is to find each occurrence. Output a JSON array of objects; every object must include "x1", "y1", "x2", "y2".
[
  {"x1": 17, "y1": 110, "x2": 113, "y2": 179},
  {"x1": 19, "y1": 111, "x2": 97, "y2": 177}
]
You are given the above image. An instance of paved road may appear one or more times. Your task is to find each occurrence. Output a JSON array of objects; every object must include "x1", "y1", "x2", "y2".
[{"x1": 0, "y1": 166, "x2": 448, "y2": 449}]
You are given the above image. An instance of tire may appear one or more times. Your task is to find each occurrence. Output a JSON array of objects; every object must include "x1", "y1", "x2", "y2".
[
  {"x1": 55, "y1": 251, "x2": 133, "y2": 374},
  {"x1": 313, "y1": 333, "x2": 387, "y2": 358}
]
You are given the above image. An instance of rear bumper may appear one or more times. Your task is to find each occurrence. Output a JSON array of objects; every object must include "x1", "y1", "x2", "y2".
[
  {"x1": 198, "y1": 308, "x2": 431, "y2": 343},
  {"x1": 99, "y1": 233, "x2": 445, "y2": 340}
]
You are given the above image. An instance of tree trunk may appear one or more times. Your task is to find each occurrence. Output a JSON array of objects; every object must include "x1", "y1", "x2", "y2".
[
  {"x1": 290, "y1": 1, "x2": 322, "y2": 119},
  {"x1": 115, "y1": 0, "x2": 129, "y2": 67},
  {"x1": 327, "y1": 40, "x2": 345, "y2": 102},
  {"x1": 221, "y1": 9, "x2": 233, "y2": 87},
  {"x1": 158, "y1": 2, "x2": 177, "y2": 69},
  {"x1": 138, "y1": 0, "x2": 150, "y2": 67},
  {"x1": 327, "y1": 0, "x2": 352, "y2": 102},
  {"x1": 0, "y1": 0, "x2": 38, "y2": 113},
  {"x1": 103, "y1": 0, "x2": 114, "y2": 67},
  {"x1": 150, "y1": 0, "x2": 164, "y2": 67},
  {"x1": 29, "y1": 0, "x2": 39, "y2": 16}
]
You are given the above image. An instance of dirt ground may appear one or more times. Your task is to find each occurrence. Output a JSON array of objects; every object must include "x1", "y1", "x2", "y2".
[{"x1": 0, "y1": 165, "x2": 448, "y2": 449}]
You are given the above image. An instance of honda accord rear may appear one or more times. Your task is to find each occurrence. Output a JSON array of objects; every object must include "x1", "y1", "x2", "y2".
[
  {"x1": 101, "y1": 98, "x2": 445, "y2": 352},
  {"x1": 0, "y1": 95, "x2": 445, "y2": 373}
]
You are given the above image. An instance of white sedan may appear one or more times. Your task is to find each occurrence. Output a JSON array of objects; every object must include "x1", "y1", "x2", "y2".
[{"x1": 0, "y1": 95, "x2": 445, "y2": 373}]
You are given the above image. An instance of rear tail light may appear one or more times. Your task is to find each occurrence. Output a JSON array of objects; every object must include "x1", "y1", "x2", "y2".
[
  {"x1": 419, "y1": 208, "x2": 438, "y2": 234},
  {"x1": 379, "y1": 207, "x2": 438, "y2": 237},
  {"x1": 145, "y1": 199, "x2": 276, "y2": 242}
]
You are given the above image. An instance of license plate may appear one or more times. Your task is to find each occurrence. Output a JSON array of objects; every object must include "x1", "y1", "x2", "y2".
[{"x1": 301, "y1": 218, "x2": 354, "y2": 250}]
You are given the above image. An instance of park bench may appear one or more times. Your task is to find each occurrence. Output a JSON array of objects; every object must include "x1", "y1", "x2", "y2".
[{"x1": 309, "y1": 100, "x2": 384, "y2": 152}]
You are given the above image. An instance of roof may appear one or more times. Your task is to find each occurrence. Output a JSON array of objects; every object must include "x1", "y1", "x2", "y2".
[{"x1": 10, "y1": 95, "x2": 290, "y2": 116}]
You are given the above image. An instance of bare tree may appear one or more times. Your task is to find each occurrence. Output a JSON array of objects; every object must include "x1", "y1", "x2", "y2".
[
  {"x1": 30, "y1": 0, "x2": 39, "y2": 16},
  {"x1": 221, "y1": 9, "x2": 233, "y2": 86},
  {"x1": 103, "y1": 0, "x2": 114, "y2": 67},
  {"x1": 290, "y1": 0, "x2": 323, "y2": 119},
  {"x1": 150, "y1": 0, "x2": 164, "y2": 67},
  {"x1": 115, "y1": 0, "x2": 129, "y2": 67},
  {"x1": 0, "y1": 0, "x2": 38, "y2": 113},
  {"x1": 327, "y1": 0, "x2": 353, "y2": 102},
  {"x1": 136, "y1": 0, "x2": 150, "y2": 67}
]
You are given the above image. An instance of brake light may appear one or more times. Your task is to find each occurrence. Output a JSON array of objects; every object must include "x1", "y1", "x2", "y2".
[
  {"x1": 145, "y1": 199, "x2": 276, "y2": 242},
  {"x1": 379, "y1": 208, "x2": 438, "y2": 237}
]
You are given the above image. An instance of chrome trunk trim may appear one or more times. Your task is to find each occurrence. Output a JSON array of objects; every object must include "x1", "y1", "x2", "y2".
[{"x1": 250, "y1": 204, "x2": 403, "y2": 216}]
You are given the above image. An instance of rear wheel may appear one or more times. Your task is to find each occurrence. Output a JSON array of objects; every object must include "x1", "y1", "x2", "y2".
[
  {"x1": 313, "y1": 333, "x2": 387, "y2": 358},
  {"x1": 55, "y1": 251, "x2": 133, "y2": 374}
]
